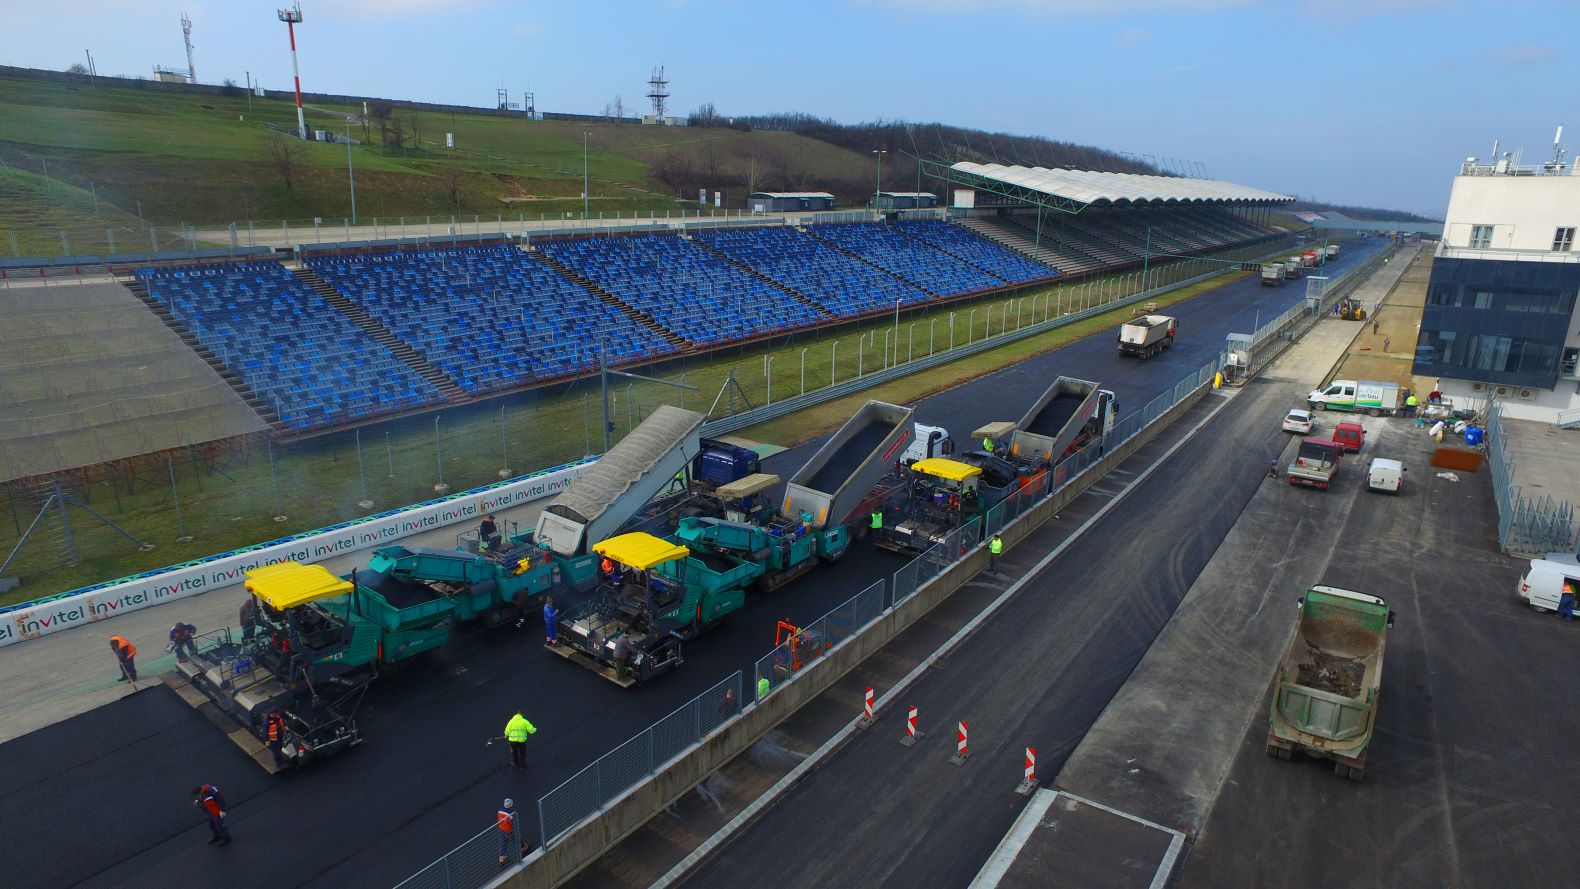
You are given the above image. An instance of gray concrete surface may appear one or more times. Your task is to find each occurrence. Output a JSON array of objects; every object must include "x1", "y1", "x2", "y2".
[
  {"x1": 1176, "y1": 413, "x2": 1580, "y2": 889},
  {"x1": 0, "y1": 499, "x2": 547, "y2": 742},
  {"x1": 1502, "y1": 417, "x2": 1580, "y2": 541}
]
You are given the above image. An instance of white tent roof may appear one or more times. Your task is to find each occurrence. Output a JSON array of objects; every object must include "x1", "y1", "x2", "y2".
[
  {"x1": 751, "y1": 191, "x2": 836, "y2": 199},
  {"x1": 950, "y1": 163, "x2": 1292, "y2": 206}
]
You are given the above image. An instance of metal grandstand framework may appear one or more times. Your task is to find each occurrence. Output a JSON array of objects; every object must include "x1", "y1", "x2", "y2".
[{"x1": 918, "y1": 159, "x2": 1294, "y2": 215}]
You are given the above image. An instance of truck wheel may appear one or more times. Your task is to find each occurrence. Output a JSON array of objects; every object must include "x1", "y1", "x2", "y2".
[
  {"x1": 1312, "y1": 402, "x2": 1326, "y2": 411},
  {"x1": 1531, "y1": 604, "x2": 1554, "y2": 614},
  {"x1": 483, "y1": 606, "x2": 517, "y2": 630},
  {"x1": 1265, "y1": 743, "x2": 1285, "y2": 759},
  {"x1": 1368, "y1": 409, "x2": 1382, "y2": 417}
]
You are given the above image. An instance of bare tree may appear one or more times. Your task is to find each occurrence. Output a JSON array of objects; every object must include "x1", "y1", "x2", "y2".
[
  {"x1": 370, "y1": 101, "x2": 393, "y2": 146},
  {"x1": 445, "y1": 153, "x2": 463, "y2": 207},
  {"x1": 689, "y1": 103, "x2": 719, "y2": 128},
  {"x1": 264, "y1": 132, "x2": 301, "y2": 194},
  {"x1": 66, "y1": 63, "x2": 88, "y2": 74},
  {"x1": 605, "y1": 95, "x2": 626, "y2": 121},
  {"x1": 702, "y1": 138, "x2": 720, "y2": 181},
  {"x1": 387, "y1": 116, "x2": 406, "y2": 150},
  {"x1": 406, "y1": 112, "x2": 423, "y2": 151},
  {"x1": 744, "y1": 152, "x2": 760, "y2": 195}
]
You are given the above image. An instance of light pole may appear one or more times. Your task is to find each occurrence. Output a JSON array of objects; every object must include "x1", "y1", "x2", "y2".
[
  {"x1": 928, "y1": 317, "x2": 936, "y2": 354},
  {"x1": 893, "y1": 297, "x2": 900, "y2": 362},
  {"x1": 831, "y1": 341, "x2": 838, "y2": 386},
  {"x1": 345, "y1": 116, "x2": 357, "y2": 225},
  {"x1": 765, "y1": 356, "x2": 774, "y2": 405},
  {"x1": 872, "y1": 149, "x2": 887, "y2": 211},
  {"x1": 948, "y1": 312, "x2": 955, "y2": 350},
  {"x1": 582, "y1": 132, "x2": 590, "y2": 219},
  {"x1": 800, "y1": 348, "x2": 807, "y2": 395},
  {"x1": 968, "y1": 308, "x2": 976, "y2": 344},
  {"x1": 277, "y1": 5, "x2": 307, "y2": 140}
]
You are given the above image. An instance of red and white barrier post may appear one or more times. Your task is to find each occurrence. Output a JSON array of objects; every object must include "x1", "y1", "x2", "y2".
[
  {"x1": 900, "y1": 705, "x2": 923, "y2": 746},
  {"x1": 857, "y1": 687, "x2": 876, "y2": 730},
  {"x1": 1016, "y1": 746, "x2": 1038, "y2": 795},
  {"x1": 950, "y1": 721, "x2": 971, "y2": 765}
]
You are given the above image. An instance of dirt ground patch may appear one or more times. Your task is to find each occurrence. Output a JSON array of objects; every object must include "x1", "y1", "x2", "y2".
[{"x1": 1332, "y1": 250, "x2": 1436, "y2": 395}]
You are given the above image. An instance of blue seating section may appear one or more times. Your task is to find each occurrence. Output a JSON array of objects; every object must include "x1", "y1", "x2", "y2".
[
  {"x1": 810, "y1": 222, "x2": 1004, "y2": 297},
  {"x1": 135, "y1": 262, "x2": 440, "y2": 431},
  {"x1": 307, "y1": 245, "x2": 678, "y2": 393},
  {"x1": 692, "y1": 225, "x2": 931, "y2": 318},
  {"x1": 535, "y1": 234, "x2": 825, "y2": 346},
  {"x1": 895, "y1": 220, "x2": 1058, "y2": 285}
]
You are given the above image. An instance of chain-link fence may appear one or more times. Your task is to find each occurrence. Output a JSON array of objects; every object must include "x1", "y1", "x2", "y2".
[
  {"x1": 1486, "y1": 398, "x2": 1577, "y2": 557},
  {"x1": 392, "y1": 821, "x2": 523, "y2": 889},
  {"x1": 755, "y1": 580, "x2": 886, "y2": 697},
  {"x1": 536, "y1": 672, "x2": 742, "y2": 849}
]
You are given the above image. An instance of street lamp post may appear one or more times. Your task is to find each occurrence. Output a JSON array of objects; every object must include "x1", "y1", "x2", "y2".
[
  {"x1": 831, "y1": 341, "x2": 838, "y2": 386},
  {"x1": 948, "y1": 312, "x2": 955, "y2": 350},
  {"x1": 583, "y1": 132, "x2": 590, "y2": 219},
  {"x1": 345, "y1": 116, "x2": 357, "y2": 225},
  {"x1": 872, "y1": 149, "x2": 887, "y2": 212},
  {"x1": 800, "y1": 348, "x2": 808, "y2": 395},
  {"x1": 929, "y1": 317, "x2": 936, "y2": 354}
]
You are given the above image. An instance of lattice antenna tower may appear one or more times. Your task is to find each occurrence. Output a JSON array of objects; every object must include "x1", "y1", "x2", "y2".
[
  {"x1": 647, "y1": 65, "x2": 669, "y2": 119},
  {"x1": 181, "y1": 12, "x2": 196, "y2": 83}
]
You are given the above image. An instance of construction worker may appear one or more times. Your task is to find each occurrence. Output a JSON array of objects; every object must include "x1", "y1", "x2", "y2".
[
  {"x1": 265, "y1": 709, "x2": 288, "y2": 767},
  {"x1": 542, "y1": 597, "x2": 559, "y2": 647},
  {"x1": 718, "y1": 687, "x2": 739, "y2": 719},
  {"x1": 981, "y1": 435, "x2": 995, "y2": 453},
  {"x1": 190, "y1": 784, "x2": 230, "y2": 846},
  {"x1": 757, "y1": 675, "x2": 771, "y2": 701},
  {"x1": 480, "y1": 514, "x2": 501, "y2": 552},
  {"x1": 497, "y1": 798, "x2": 519, "y2": 865},
  {"x1": 870, "y1": 509, "x2": 883, "y2": 534},
  {"x1": 1560, "y1": 581, "x2": 1577, "y2": 623},
  {"x1": 611, "y1": 634, "x2": 634, "y2": 675},
  {"x1": 504, "y1": 712, "x2": 537, "y2": 769},
  {"x1": 1405, "y1": 392, "x2": 1419, "y2": 418},
  {"x1": 600, "y1": 556, "x2": 615, "y2": 585},
  {"x1": 989, "y1": 534, "x2": 1003, "y2": 572},
  {"x1": 168, "y1": 621, "x2": 197, "y2": 663},
  {"x1": 239, "y1": 598, "x2": 259, "y2": 641},
  {"x1": 109, "y1": 634, "x2": 138, "y2": 683}
]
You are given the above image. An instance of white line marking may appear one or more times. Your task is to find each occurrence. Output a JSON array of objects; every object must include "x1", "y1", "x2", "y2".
[{"x1": 649, "y1": 393, "x2": 1234, "y2": 889}]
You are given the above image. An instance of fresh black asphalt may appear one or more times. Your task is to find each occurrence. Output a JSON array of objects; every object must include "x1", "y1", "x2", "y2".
[{"x1": 0, "y1": 240, "x2": 1387, "y2": 889}]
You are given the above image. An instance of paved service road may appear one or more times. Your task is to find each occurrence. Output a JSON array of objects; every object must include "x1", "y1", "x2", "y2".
[{"x1": 0, "y1": 240, "x2": 1387, "y2": 889}]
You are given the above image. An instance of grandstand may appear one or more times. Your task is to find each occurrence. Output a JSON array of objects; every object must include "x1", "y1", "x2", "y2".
[
  {"x1": 0, "y1": 170, "x2": 1291, "y2": 464},
  {"x1": 134, "y1": 262, "x2": 443, "y2": 432},
  {"x1": 305, "y1": 245, "x2": 680, "y2": 395}
]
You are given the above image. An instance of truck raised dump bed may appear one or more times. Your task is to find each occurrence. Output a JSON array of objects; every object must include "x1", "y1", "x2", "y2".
[
  {"x1": 1267, "y1": 586, "x2": 1393, "y2": 781},
  {"x1": 535, "y1": 405, "x2": 707, "y2": 556},
  {"x1": 783, "y1": 400, "x2": 915, "y2": 529},
  {"x1": 1009, "y1": 377, "x2": 1102, "y2": 467}
]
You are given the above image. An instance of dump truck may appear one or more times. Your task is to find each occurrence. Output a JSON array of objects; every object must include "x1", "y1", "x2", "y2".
[
  {"x1": 1261, "y1": 263, "x2": 1286, "y2": 287},
  {"x1": 1286, "y1": 438, "x2": 1341, "y2": 489},
  {"x1": 1308, "y1": 379, "x2": 1399, "y2": 415},
  {"x1": 1302, "y1": 251, "x2": 1321, "y2": 268},
  {"x1": 783, "y1": 400, "x2": 915, "y2": 532},
  {"x1": 1009, "y1": 377, "x2": 1106, "y2": 467},
  {"x1": 1284, "y1": 257, "x2": 1303, "y2": 279},
  {"x1": 1118, "y1": 314, "x2": 1178, "y2": 359},
  {"x1": 1326, "y1": 244, "x2": 1340, "y2": 261},
  {"x1": 1267, "y1": 586, "x2": 1394, "y2": 781}
]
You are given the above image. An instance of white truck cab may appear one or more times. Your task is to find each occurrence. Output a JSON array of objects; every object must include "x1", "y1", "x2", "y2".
[{"x1": 900, "y1": 423, "x2": 953, "y2": 466}]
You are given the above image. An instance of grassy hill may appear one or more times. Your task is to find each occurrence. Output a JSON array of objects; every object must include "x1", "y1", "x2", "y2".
[{"x1": 0, "y1": 72, "x2": 887, "y2": 254}]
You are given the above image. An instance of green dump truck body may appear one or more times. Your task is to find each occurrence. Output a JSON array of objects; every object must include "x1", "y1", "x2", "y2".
[{"x1": 1267, "y1": 586, "x2": 1392, "y2": 780}]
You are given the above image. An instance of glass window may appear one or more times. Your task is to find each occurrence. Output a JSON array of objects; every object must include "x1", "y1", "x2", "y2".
[
  {"x1": 1554, "y1": 227, "x2": 1575, "y2": 252},
  {"x1": 1470, "y1": 225, "x2": 1494, "y2": 249}
]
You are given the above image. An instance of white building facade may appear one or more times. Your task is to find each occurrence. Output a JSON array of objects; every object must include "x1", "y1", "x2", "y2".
[{"x1": 1416, "y1": 156, "x2": 1580, "y2": 423}]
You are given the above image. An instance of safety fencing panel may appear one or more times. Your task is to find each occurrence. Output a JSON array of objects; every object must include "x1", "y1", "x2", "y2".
[
  {"x1": 755, "y1": 580, "x2": 885, "y2": 699},
  {"x1": 392, "y1": 822, "x2": 522, "y2": 889},
  {"x1": 535, "y1": 672, "x2": 742, "y2": 849},
  {"x1": 1485, "y1": 399, "x2": 1578, "y2": 557}
]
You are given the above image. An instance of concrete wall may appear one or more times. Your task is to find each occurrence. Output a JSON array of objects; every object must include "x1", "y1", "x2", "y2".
[{"x1": 500, "y1": 381, "x2": 1210, "y2": 889}]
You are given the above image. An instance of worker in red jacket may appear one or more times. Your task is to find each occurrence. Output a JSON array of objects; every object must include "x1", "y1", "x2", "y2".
[
  {"x1": 497, "y1": 798, "x2": 519, "y2": 864},
  {"x1": 190, "y1": 784, "x2": 231, "y2": 846},
  {"x1": 265, "y1": 710, "x2": 289, "y2": 767}
]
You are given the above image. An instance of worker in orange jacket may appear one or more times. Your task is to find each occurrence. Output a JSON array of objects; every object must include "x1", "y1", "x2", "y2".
[
  {"x1": 265, "y1": 710, "x2": 289, "y2": 767},
  {"x1": 497, "y1": 798, "x2": 520, "y2": 864},
  {"x1": 109, "y1": 634, "x2": 138, "y2": 683},
  {"x1": 190, "y1": 783, "x2": 231, "y2": 846}
]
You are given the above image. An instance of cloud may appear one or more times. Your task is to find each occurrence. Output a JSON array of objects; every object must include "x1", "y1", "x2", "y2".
[
  {"x1": 1161, "y1": 61, "x2": 1207, "y2": 78},
  {"x1": 855, "y1": 0, "x2": 1255, "y2": 15},
  {"x1": 1432, "y1": 42, "x2": 1560, "y2": 74},
  {"x1": 1485, "y1": 43, "x2": 1559, "y2": 65},
  {"x1": 1112, "y1": 28, "x2": 1149, "y2": 46}
]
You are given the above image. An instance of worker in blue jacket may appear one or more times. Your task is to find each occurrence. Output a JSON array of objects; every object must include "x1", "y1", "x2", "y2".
[{"x1": 542, "y1": 597, "x2": 559, "y2": 646}]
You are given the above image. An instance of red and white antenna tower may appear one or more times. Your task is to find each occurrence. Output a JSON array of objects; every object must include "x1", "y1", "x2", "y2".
[
  {"x1": 277, "y1": 4, "x2": 307, "y2": 140},
  {"x1": 647, "y1": 65, "x2": 669, "y2": 120},
  {"x1": 181, "y1": 12, "x2": 196, "y2": 84}
]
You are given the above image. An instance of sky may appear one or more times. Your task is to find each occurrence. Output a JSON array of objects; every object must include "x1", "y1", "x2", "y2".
[{"x1": 7, "y1": 0, "x2": 1576, "y2": 217}]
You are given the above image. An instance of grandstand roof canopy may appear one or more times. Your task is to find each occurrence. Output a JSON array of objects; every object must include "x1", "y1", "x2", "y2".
[
  {"x1": 750, "y1": 191, "x2": 835, "y2": 199},
  {"x1": 947, "y1": 162, "x2": 1294, "y2": 208}
]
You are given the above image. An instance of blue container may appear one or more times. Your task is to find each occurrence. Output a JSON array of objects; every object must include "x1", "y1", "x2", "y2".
[{"x1": 1464, "y1": 426, "x2": 1485, "y2": 447}]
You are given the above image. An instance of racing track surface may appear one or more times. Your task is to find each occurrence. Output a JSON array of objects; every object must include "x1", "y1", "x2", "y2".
[{"x1": 0, "y1": 239, "x2": 1386, "y2": 889}]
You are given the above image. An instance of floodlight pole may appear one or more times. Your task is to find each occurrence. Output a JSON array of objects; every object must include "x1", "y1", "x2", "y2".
[
  {"x1": 1141, "y1": 227, "x2": 1152, "y2": 291},
  {"x1": 872, "y1": 149, "x2": 887, "y2": 212},
  {"x1": 345, "y1": 116, "x2": 358, "y2": 225},
  {"x1": 277, "y1": 5, "x2": 307, "y2": 141},
  {"x1": 583, "y1": 132, "x2": 590, "y2": 219}
]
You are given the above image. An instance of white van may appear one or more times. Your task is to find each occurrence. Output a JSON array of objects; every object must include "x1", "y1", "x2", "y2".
[
  {"x1": 1365, "y1": 458, "x2": 1404, "y2": 493},
  {"x1": 1518, "y1": 554, "x2": 1580, "y2": 613}
]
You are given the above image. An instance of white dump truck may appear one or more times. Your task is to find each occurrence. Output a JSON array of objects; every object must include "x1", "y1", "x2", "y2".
[
  {"x1": 1117, "y1": 314, "x2": 1177, "y2": 359},
  {"x1": 1261, "y1": 263, "x2": 1286, "y2": 286}
]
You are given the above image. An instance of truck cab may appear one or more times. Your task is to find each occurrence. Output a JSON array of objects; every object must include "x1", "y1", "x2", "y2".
[{"x1": 900, "y1": 423, "x2": 954, "y2": 466}]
